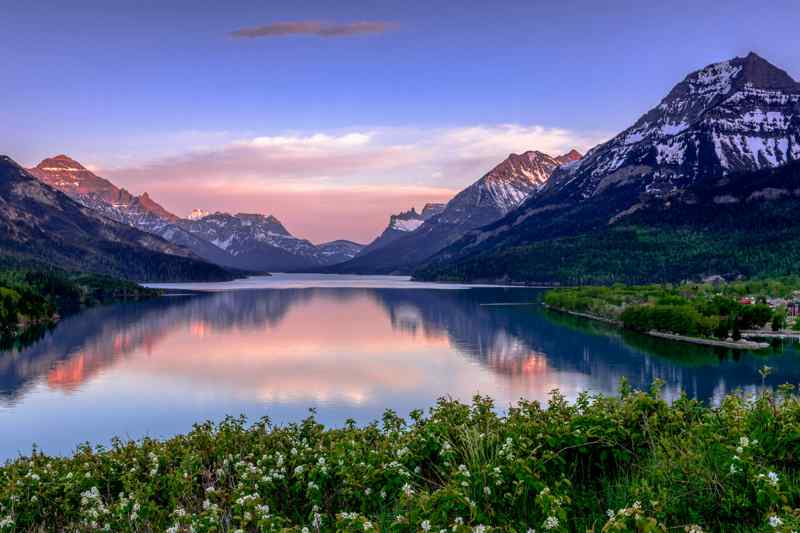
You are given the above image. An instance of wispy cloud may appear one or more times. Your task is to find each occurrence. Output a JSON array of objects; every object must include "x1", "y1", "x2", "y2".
[
  {"x1": 101, "y1": 125, "x2": 608, "y2": 242},
  {"x1": 231, "y1": 21, "x2": 394, "y2": 39}
]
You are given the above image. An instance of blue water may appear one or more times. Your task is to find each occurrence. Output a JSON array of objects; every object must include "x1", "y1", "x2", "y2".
[{"x1": 1, "y1": 274, "x2": 798, "y2": 460}]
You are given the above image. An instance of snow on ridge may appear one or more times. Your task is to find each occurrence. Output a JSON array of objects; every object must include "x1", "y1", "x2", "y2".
[
  {"x1": 689, "y1": 61, "x2": 742, "y2": 100},
  {"x1": 486, "y1": 180, "x2": 533, "y2": 213},
  {"x1": 392, "y1": 218, "x2": 424, "y2": 232}
]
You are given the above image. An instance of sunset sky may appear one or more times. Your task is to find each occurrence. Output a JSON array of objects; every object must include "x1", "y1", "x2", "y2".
[{"x1": 4, "y1": 0, "x2": 799, "y2": 243}]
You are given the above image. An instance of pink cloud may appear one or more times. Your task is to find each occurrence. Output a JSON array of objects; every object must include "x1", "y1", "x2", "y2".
[
  {"x1": 148, "y1": 186, "x2": 455, "y2": 244},
  {"x1": 99, "y1": 126, "x2": 607, "y2": 243}
]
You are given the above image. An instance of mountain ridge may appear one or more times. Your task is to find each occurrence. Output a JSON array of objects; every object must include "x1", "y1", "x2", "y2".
[
  {"x1": 416, "y1": 52, "x2": 800, "y2": 284},
  {"x1": 0, "y1": 156, "x2": 236, "y2": 281},
  {"x1": 329, "y1": 148, "x2": 581, "y2": 273},
  {"x1": 29, "y1": 157, "x2": 364, "y2": 271}
]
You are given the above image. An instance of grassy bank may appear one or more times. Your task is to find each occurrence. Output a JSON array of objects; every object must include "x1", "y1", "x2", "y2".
[
  {"x1": 2, "y1": 385, "x2": 800, "y2": 531},
  {"x1": 0, "y1": 269, "x2": 159, "y2": 346},
  {"x1": 543, "y1": 280, "x2": 800, "y2": 343}
]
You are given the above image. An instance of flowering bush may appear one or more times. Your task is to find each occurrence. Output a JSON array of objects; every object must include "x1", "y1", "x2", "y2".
[{"x1": 2, "y1": 383, "x2": 800, "y2": 531}]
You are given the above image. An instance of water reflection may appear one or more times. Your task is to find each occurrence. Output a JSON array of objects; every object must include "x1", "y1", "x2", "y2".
[{"x1": 1, "y1": 284, "x2": 799, "y2": 458}]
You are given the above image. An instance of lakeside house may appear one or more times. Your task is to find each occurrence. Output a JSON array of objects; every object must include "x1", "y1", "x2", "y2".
[{"x1": 740, "y1": 295, "x2": 800, "y2": 318}]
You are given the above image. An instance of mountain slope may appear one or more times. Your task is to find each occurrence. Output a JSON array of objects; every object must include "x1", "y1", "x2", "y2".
[
  {"x1": 330, "y1": 150, "x2": 580, "y2": 273},
  {"x1": 0, "y1": 156, "x2": 235, "y2": 281},
  {"x1": 416, "y1": 53, "x2": 800, "y2": 284},
  {"x1": 27, "y1": 156, "x2": 235, "y2": 266},
  {"x1": 315, "y1": 240, "x2": 365, "y2": 265},
  {"x1": 356, "y1": 203, "x2": 445, "y2": 257},
  {"x1": 177, "y1": 212, "x2": 326, "y2": 271},
  {"x1": 29, "y1": 156, "x2": 178, "y2": 220},
  {"x1": 29, "y1": 156, "x2": 358, "y2": 271}
]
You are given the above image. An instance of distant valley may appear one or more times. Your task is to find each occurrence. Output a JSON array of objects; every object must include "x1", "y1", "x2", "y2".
[{"x1": 2, "y1": 52, "x2": 799, "y2": 284}]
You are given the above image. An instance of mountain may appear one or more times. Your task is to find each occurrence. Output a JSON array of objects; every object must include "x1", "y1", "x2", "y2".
[
  {"x1": 0, "y1": 156, "x2": 235, "y2": 281},
  {"x1": 29, "y1": 156, "x2": 178, "y2": 220},
  {"x1": 330, "y1": 149, "x2": 580, "y2": 273},
  {"x1": 177, "y1": 212, "x2": 341, "y2": 271},
  {"x1": 315, "y1": 240, "x2": 365, "y2": 265},
  {"x1": 416, "y1": 53, "x2": 800, "y2": 284},
  {"x1": 28, "y1": 156, "x2": 234, "y2": 267},
  {"x1": 28, "y1": 156, "x2": 360, "y2": 271},
  {"x1": 356, "y1": 203, "x2": 445, "y2": 257},
  {"x1": 188, "y1": 209, "x2": 210, "y2": 220}
]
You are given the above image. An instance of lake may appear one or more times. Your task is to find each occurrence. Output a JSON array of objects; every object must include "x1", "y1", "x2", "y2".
[{"x1": 2, "y1": 274, "x2": 799, "y2": 460}]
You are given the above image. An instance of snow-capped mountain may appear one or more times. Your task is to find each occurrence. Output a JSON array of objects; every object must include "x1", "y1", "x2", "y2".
[
  {"x1": 187, "y1": 208, "x2": 211, "y2": 220},
  {"x1": 416, "y1": 53, "x2": 800, "y2": 284},
  {"x1": 0, "y1": 156, "x2": 233, "y2": 281},
  {"x1": 28, "y1": 156, "x2": 232, "y2": 266},
  {"x1": 357, "y1": 203, "x2": 446, "y2": 257},
  {"x1": 177, "y1": 212, "x2": 322, "y2": 271},
  {"x1": 547, "y1": 52, "x2": 800, "y2": 201},
  {"x1": 177, "y1": 212, "x2": 363, "y2": 270},
  {"x1": 329, "y1": 150, "x2": 580, "y2": 273},
  {"x1": 436, "y1": 150, "x2": 576, "y2": 226},
  {"x1": 28, "y1": 156, "x2": 362, "y2": 271}
]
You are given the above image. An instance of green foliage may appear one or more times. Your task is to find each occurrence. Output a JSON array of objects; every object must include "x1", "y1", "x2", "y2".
[
  {"x1": 621, "y1": 304, "x2": 717, "y2": 337},
  {"x1": 0, "y1": 269, "x2": 159, "y2": 342},
  {"x1": 772, "y1": 308, "x2": 788, "y2": 332},
  {"x1": 545, "y1": 281, "x2": 798, "y2": 341},
  {"x1": 738, "y1": 304, "x2": 774, "y2": 330},
  {"x1": 2, "y1": 388, "x2": 800, "y2": 531},
  {"x1": 416, "y1": 223, "x2": 800, "y2": 286}
]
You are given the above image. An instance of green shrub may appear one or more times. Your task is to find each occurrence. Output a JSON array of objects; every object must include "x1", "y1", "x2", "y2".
[
  {"x1": 621, "y1": 304, "x2": 715, "y2": 337},
  {"x1": 2, "y1": 387, "x2": 800, "y2": 532},
  {"x1": 738, "y1": 304, "x2": 774, "y2": 330}
]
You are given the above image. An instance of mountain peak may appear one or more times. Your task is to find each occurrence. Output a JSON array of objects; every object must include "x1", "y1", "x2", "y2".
[
  {"x1": 732, "y1": 51, "x2": 798, "y2": 90},
  {"x1": 28, "y1": 156, "x2": 179, "y2": 222},
  {"x1": 133, "y1": 191, "x2": 179, "y2": 221},
  {"x1": 35, "y1": 154, "x2": 87, "y2": 171},
  {"x1": 556, "y1": 149, "x2": 582, "y2": 164}
]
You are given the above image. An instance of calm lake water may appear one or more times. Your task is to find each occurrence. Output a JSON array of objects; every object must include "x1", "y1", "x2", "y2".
[{"x1": 2, "y1": 274, "x2": 799, "y2": 460}]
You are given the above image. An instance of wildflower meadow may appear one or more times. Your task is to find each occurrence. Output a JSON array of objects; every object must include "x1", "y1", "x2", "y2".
[{"x1": 2, "y1": 382, "x2": 800, "y2": 532}]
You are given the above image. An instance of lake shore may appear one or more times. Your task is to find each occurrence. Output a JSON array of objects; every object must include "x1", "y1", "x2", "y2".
[
  {"x1": 2, "y1": 389, "x2": 798, "y2": 532},
  {"x1": 543, "y1": 303, "x2": 770, "y2": 350}
]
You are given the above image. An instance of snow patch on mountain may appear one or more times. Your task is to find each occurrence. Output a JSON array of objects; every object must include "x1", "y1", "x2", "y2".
[
  {"x1": 548, "y1": 52, "x2": 800, "y2": 200},
  {"x1": 392, "y1": 218, "x2": 424, "y2": 232}
]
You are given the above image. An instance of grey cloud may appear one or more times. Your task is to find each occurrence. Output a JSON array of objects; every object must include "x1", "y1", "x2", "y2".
[{"x1": 231, "y1": 21, "x2": 394, "y2": 39}]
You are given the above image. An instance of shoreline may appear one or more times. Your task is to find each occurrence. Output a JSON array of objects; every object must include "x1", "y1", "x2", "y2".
[
  {"x1": 543, "y1": 304, "x2": 770, "y2": 350},
  {"x1": 741, "y1": 330, "x2": 800, "y2": 340}
]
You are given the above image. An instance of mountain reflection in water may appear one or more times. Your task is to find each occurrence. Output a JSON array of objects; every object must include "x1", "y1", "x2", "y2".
[{"x1": 1, "y1": 284, "x2": 799, "y2": 458}]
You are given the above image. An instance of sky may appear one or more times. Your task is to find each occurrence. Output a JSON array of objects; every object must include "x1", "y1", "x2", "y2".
[{"x1": 2, "y1": 0, "x2": 799, "y2": 243}]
